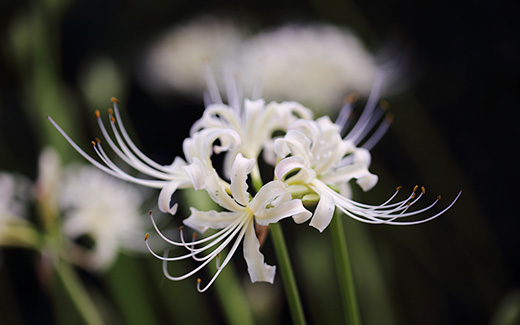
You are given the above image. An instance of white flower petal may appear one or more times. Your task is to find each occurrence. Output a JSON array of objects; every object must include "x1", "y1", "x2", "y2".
[
  {"x1": 309, "y1": 191, "x2": 335, "y2": 232},
  {"x1": 248, "y1": 181, "x2": 288, "y2": 213},
  {"x1": 184, "y1": 158, "x2": 206, "y2": 190},
  {"x1": 230, "y1": 153, "x2": 255, "y2": 206},
  {"x1": 255, "y1": 199, "x2": 311, "y2": 226},
  {"x1": 356, "y1": 173, "x2": 379, "y2": 192},
  {"x1": 158, "y1": 181, "x2": 181, "y2": 214},
  {"x1": 274, "y1": 156, "x2": 306, "y2": 180},
  {"x1": 243, "y1": 220, "x2": 276, "y2": 283}
]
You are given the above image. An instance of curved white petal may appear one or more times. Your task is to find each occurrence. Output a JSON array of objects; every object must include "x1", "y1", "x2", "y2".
[
  {"x1": 275, "y1": 156, "x2": 316, "y2": 185},
  {"x1": 353, "y1": 147, "x2": 372, "y2": 166},
  {"x1": 255, "y1": 199, "x2": 311, "y2": 225},
  {"x1": 158, "y1": 181, "x2": 181, "y2": 214},
  {"x1": 309, "y1": 189, "x2": 336, "y2": 232},
  {"x1": 275, "y1": 156, "x2": 306, "y2": 180},
  {"x1": 243, "y1": 220, "x2": 276, "y2": 283},
  {"x1": 183, "y1": 158, "x2": 206, "y2": 190},
  {"x1": 248, "y1": 181, "x2": 288, "y2": 213},
  {"x1": 356, "y1": 173, "x2": 378, "y2": 191},
  {"x1": 320, "y1": 164, "x2": 370, "y2": 184},
  {"x1": 183, "y1": 128, "x2": 241, "y2": 165},
  {"x1": 230, "y1": 153, "x2": 255, "y2": 206}
]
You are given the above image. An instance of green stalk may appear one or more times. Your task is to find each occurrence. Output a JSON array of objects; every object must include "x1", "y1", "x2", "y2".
[
  {"x1": 330, "y1": 212, "x2": 361, "y2": 325},
  {"x1": 270, "y1": 222, "x2": 306, "y2": 325},
  {"x1": 251, "y1": 167, "x2": 306, "y2": 324},
  {"x1": 54, "y1": 261, "x2": 103, "y2": 325}
]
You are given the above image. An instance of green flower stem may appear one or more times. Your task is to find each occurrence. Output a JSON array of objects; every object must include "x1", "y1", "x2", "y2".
[
  {"x1": 252, "y1": 169, "x2": 305, "y2": 324},
  {"x1": 55, "y1": 260, "x2": 103, "y2": 325},
  {"x1": 330, "y1": 212, "x2": 361, "y2": 325},
  {"x1": 210, "y1": 253, "x2": 255, "y2": 325},
  {"x1": 270, "y1": 222, "x2": 307, "y2": 325}
]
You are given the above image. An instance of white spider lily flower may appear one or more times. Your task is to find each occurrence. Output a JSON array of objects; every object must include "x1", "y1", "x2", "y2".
[
  {"x1": 59, "y1": 164, "x2": 147, "y2": 270},
  {"x1": 145, "y1": 153, "x2": 310, "y2": 292},
  {"x1": 274, "y1": 116, "x2": 461, "y2": 231},
  {"x1": 48, "y1": 98, "x2": 236, "y2": 216},
  {"x1": 190, "y1": 97, "x2": 313, "y2": 177}
]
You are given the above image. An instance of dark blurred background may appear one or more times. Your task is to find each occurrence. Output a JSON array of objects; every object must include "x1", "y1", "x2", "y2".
[{"x1": 0, "y1": 0, "x2": 518, "y2": 324}]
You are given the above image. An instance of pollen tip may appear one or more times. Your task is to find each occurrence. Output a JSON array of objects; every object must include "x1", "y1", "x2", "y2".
[
  {"x1": 386, "y1": 113, "x2": 394, "y2": 123},
  {"x1": 380, "y1": 100, "x2": 390, "y2": 110},
  {"x1": 192, "y1": 233, "x2": 197, "y2": 239},
  {"x1": 197, "y1": 278, "x2": 201, "y2": 284},
  {"x1": 179, "y1": 226, "x2": 184, "y2": 231},
  {"x1": 149, "y1": 210, "x2": 153, "y2": 215},
  {"x1": 345, "y1": 93, "x2": 359, "y2": 103},
  {"x1": 437, "y1": 195, "x2": 441, "y2": 200},
  {"x1": 144, "y1": 233, "x2": 149, "y2": 241},
  {"x1": 95, "y1": 110, "x2": 100, "y2": 118},
  {"x1": 421, "y1": 186, "x2": 426, "y2": 194},
  {"x1": 110, "y1": 116, "x2": 116, "y2": 123},
  {"x1": 411, "y1": 193, "x2": 416, "y2": 199},
  {"x1": 108, "y1": 108, "x2": 114, "y2": 115},
  {"x1": 413, "y1": 185, "x2": 419, "y2": 192},
  {"x1": 110, "y1": 97, "x2": 119, "y2": 103},
  {"x1": 95, "y1": 137, "x2": 100, "y2": 143},
  {"x1": 396, "y1": 185, "x2": 402, "y2": 191},
  {"x1": 91, "y1": 140, "x2": 96, "y2": 146}
]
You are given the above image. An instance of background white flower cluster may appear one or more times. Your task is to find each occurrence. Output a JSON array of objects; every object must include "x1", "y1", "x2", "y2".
[{"x1": 142, "y1": 16, "x2": 381, "y2": 114}]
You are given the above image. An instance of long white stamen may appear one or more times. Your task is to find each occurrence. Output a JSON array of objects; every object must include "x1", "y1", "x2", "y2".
[
  {"x1": 145, "y1": 235, "x2": 196, "y2": 261},
  {"x1": 161, "y1": 216, "x2": 248, "y2": 281},
  {"x1": 345, "y1": 70, "x2": 385, "y2": 142},
  {"x1": 182, "y1": 219, "x2": 245, "y2": 260},
  {"x1": 350, "y1": 105, "x2": 385, "y2": 146},
  {"x1": 92, "y1": 141, "x2": 165, "y2": 188},
  {"x1": 223, "y1": 65, "x2": 241, "y2": 114},
  {"x1": 362, "y1": 114, "x2": 392, "y2": 150},
  {"x1": 203, "y1": 63, "x2": 223, "y2": 104},
  {"x1": 111, "y1": 99, "x2": 176, "y2": 174},
  {"x1": 312, "y1": 180, "x2": 461, "y2": 225},
  {"x1": 336, "y1": 94, "x2": 357, "y2": 131},
  {"x1": 107, "y1": 113, "x2": 175, "y2": 180},
  {"x1": 196, "y1": 221, "x2": 248, "y2": 292},
  {"x1": 48, "y1": 116, "x2": 162, "y2": 188}
]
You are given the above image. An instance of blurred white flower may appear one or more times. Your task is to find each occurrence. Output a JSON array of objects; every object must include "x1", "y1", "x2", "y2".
[
  {"x1": 35, "y1": 147, "x2": 148, "y2": 270},
  {"x1": 0, "y1": 172, "x2": 34, "y2": 246},
  {"x1": 0, "y1": 173, "x2": 30, "y2": 220},
  {"x1": 143, "y1": 16, "x2": 244, "y2": 96},
  {"x1": 59, "y1": 164, "x2": 147, "y2": 270},
  {"x1": 232, "y1": 24, "x2": 379, "y2": 113}
]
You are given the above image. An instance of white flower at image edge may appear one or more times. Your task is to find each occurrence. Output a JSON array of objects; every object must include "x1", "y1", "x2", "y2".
[
  {"x1": 147, "y1": 153, "x2": 310, "y2": 292},
  {"x1": 0, "y1": 172, "x2": 31, "y2": 240},
  {"x1": 60, "y1": 165, "x2": 146, "y2": 270}
]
